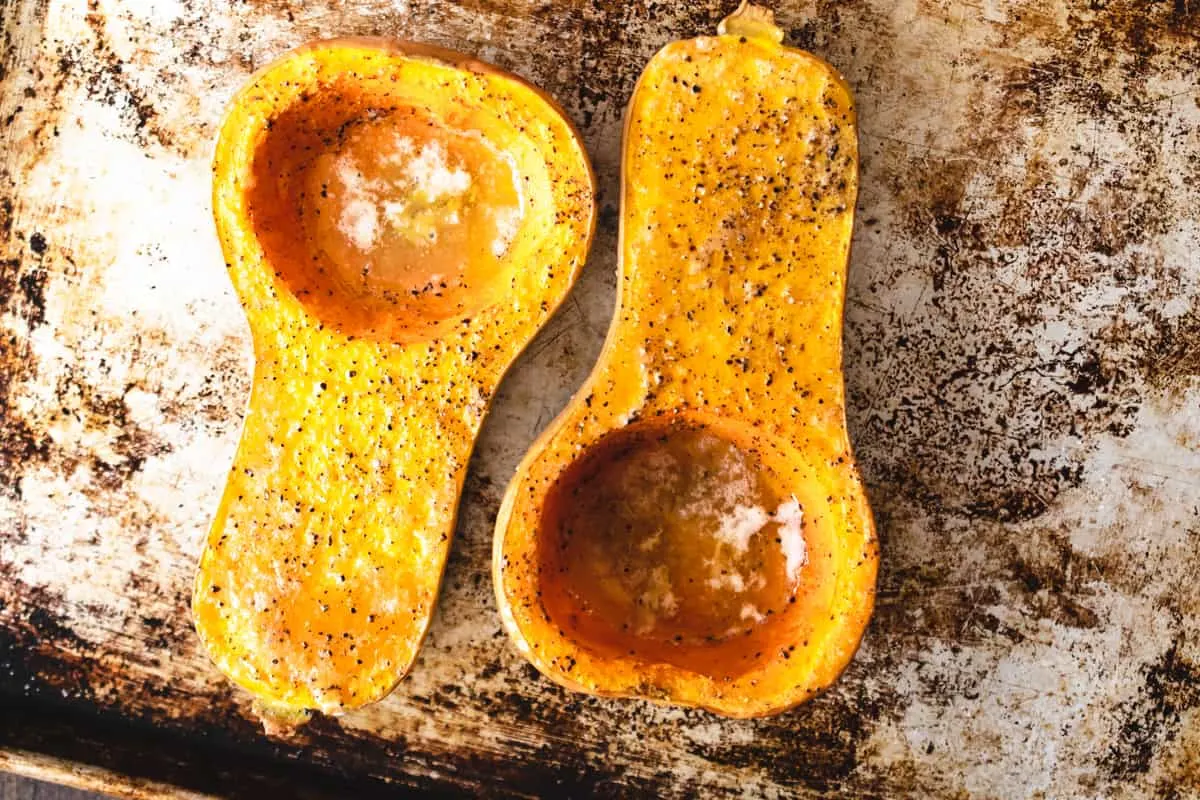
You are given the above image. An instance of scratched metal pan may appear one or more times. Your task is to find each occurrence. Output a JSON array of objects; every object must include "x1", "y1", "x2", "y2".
[{"x1": 1, "y1": 0, "x2": 1197, "y2": 797}]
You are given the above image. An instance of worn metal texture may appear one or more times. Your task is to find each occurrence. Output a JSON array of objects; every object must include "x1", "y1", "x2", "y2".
[{"x1": 1, "y1": 0, "x2": 1198, "y2": 797}]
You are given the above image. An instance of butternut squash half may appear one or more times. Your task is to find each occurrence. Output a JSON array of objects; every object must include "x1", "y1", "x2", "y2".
[
  {"x1": 493, "y1": 4, "x2": 877, "y2": 717},
  {"x1": 194, "y1": 38, "x2": 595, "y2": 718}
]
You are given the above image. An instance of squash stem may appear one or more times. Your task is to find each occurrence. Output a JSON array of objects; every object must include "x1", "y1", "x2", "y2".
[{"x1": 718, "y1": 1, "x2": 785, "y2": 45}]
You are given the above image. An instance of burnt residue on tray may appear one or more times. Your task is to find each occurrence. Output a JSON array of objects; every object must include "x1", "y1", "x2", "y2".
[
  {"x1": 1102, "y1": 643, "x2": 1200, "y2": 782},
  {"x1": 78, "y1": 1, "x2": 177, "y2": 153},
  {"x1": 844, "y1": 0, "x2": 1200, "y2": 526}
]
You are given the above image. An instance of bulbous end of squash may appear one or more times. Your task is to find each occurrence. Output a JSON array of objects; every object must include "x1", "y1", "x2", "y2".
[
  {"x1": 211, "y1": 37, "x2": 588, "y2": 346},
  {"x1": 494, "y1": 8, "x2": 877, "y2": 717},
  {"x1": 498, "y1": 411, "x2": 876, "y2": 717},
  {"x1": 194, "y1": 38, "x2": 594, "y2": 717}
]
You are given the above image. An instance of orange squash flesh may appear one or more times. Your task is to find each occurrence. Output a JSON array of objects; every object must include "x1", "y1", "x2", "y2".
[
  {"x1": 493, "y1": 5, "x2": 877, "y2": 717},
  {"x1": 193, "y1": 38, "x2": 595, "y2": 718}
]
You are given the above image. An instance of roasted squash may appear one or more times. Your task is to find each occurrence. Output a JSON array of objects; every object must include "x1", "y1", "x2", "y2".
[
  {"x1": 193, "y1": 38, "x2": 595, "y2": 719},
  {"x1": 493, "y1": 4, "x2": 877, "y2": 717}
]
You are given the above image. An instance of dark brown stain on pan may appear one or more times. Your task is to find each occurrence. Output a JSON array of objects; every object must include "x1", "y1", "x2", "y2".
[
  {"x1": 78, "y1": 1, "x2": 178, "y2": 153},
  {"x1": 1102, "y1": 643, "x2": 1200, "y2": 785},
  {"x1": 845, "y1": 0, "x2": 1200, "y2": 525},
  {"x1": 0, "y1": 1, "x2": 56, "y2": 508},
  {"x1": 0, "y1": 297, "x2": 178, "y2": 504},
  {"x1": 0, "y1": 254, "x2": 52, "y2": 505}
]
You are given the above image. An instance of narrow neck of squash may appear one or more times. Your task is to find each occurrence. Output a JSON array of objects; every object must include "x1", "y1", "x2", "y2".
[{"x1": 608, "y1": 257, "x2": 848, "y2": 425}]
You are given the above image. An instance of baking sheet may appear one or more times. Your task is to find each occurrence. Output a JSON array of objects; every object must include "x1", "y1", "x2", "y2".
[{"x1": 1, "y1": 0, "x2": 1198, "y2": 796}]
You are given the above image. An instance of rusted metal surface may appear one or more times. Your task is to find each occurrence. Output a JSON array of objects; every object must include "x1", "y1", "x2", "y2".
[{"x1": 0, "y1": 0, "x2": 1197, "y2": 796}]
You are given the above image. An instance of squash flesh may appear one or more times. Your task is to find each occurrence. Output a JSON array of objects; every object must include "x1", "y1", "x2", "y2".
[
  {"x1": 299, "y1": 113, "x2": 526, "y2": 314},
  {"x1": 193, "y1": 39, "x2": 594, "y2": 716},
  {"x1": 494, "y1": 9, "x2": 876, "y2": 717},
  {"x1": 537, "y1": 416, "x2": 836, "y2": 680},
  {"x1": 544, "y1": 423, "x2": 793, "y2": 651}
]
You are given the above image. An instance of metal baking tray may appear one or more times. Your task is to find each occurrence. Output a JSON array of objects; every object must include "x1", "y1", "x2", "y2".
[{"x1": 1, "y1": 0, "x2": 1197, "y2": 796}]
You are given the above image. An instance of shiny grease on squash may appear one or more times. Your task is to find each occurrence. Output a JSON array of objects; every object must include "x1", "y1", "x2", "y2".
[
  {"x1": 193, "y1": 38, "x2": 595, "y2": 718},
  {"x1": 493, "y1": 4, "x2": 877, "y2": 717}
]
